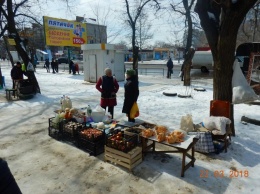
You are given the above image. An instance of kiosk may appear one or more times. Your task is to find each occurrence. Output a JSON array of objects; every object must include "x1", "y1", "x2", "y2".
[{"x1": 81, "y1": 44, "x2": 125, "y2": 82}]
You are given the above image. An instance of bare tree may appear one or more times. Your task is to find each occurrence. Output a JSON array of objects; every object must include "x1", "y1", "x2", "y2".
[
  {"x1": 171, "y1": 0, "x2": 196, "y2": 86},
  {"x1": 124, "y1": 0, "x2": 160, "y2": 73},
  {"x1": 90, "y1": 2, "x2": 122, "y2": 43},
  {"x1": 0, "y1": 0, "x2": 41, "y2": 93},
  {"x1": 136, "y1": 8, "x2": 154, "y2": 57},
  {"x1": 195, "y1": 0, "x2": 259, "y2": 136}
]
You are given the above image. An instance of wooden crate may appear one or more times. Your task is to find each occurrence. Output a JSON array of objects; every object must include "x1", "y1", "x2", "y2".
[{"x1": 104, "y1": 146, "x2": 142, "y2": 171}]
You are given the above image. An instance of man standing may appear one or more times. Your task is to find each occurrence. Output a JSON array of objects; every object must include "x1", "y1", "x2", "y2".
[
  {"x1": 167, "y1": 57, "x2": 174, "y2": 78},
  {"x1": 11, "y1": 62, "x2": 25, "y2": 91}
]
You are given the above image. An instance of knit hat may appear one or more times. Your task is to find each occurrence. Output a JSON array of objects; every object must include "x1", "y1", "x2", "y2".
[
  {"x1": 104, "y1": 68, "x2": 112, "y2": 75},
  {"x1": 126, "y1": 69, "x2": 136, "y2": 76}
]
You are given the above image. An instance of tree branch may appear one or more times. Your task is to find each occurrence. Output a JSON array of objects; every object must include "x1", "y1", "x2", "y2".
[
  {"x1": 125, "y1": 0, "x2": 134, "y2": 25},
  {"x1": 15, "y1": 13, "x2": 42, "y2": 25},
  {"x1": 170, "y1": 4, "x2": 186, "y2": 15},
  {"x1": 13, "y1": 0, "x2": 29, "y2": 14},
  {"x1": 0, "y1": 4, "x2": 8, "y2": 19},
  {"x1": 0, "y1": 24, "x2": 8, "y2": 37}
]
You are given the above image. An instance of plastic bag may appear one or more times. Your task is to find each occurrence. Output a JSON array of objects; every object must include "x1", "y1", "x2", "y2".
[
  {"x1": 60, "y1": 96, "x2": 72, "y2": 111},
  {"x1": 27, "y1": 62, "x2": 34, "y2": 71},
  {"x1": 180, "y1": 114, "x2": 194, "y2": 132},
  {"x1": 94, "y1": 105, "x2": 106, "y2": 113},
  {"x1": 188, "y1": 132, "x2": 215, "y2": 153},
  {"x1": 232, "y1": 61, "x2": 259, "y2": 104},
  {"x1": 202, "y1": 116, "x2": 231, "y2": 135},
  {"x1": 102, "y1": 114, "x2": 112, "y2": 124},
  {"x1": 178, "y1": 71, "x2": 183, "y2": 77},
  {"x1": 130, "y1": 102, "x2": 139, "y2": 119}
]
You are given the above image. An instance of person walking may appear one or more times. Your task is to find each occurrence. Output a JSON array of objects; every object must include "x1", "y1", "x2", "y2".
[
  {"x1": 51, "y1": 59, "x2": 56, "y2": 74},
  {"x1": 96, "y1": 68, "x2": 119, "y2": 119},
  {"x1": 122, "y1": 69, "x2": 139, "y2": 122},
  {"x1": 167, "y1": 57, "x2": 174, "y2": 78},
  {"x1": 45, "y1": 59, "x2": 50, "y2": 73},
  {"x1": 54, "y1": 59, "x2": 58, "y2": 73},
  {"x1": 75, "y1": 63, "x2": 80, "y2": 74},
  {"x1": 69, "y1": 60, "x2": 74, "y2": 74}
]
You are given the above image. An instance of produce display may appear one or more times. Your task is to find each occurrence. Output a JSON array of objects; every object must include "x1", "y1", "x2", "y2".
[
  {"x1": 64, "y1": 121, "x2": 84, "y2": 135},
  {"x1": 106, "y1": 131, "x2": 137, "y2": 153},
  {"x1": 165, "y1": 130, "x2": 186, "y2": 144},
  {"x1": 155, "y1": 125, "x2": 168, "y2": 133},
  {"x1": 55, "y1": 108, "x2": 87, "y2": 124},
  {"x1": 142, "y1": 128, "x2": 155, "y2": 138},
  {"x1": 79, "y1": 128, "x2": 104, "y2": 141},
  {"x1": 155, "y1": 125, "x2": 168, "y2": 143}
]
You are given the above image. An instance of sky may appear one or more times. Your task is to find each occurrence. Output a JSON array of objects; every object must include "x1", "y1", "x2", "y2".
[
  {"x1": 0, "y1": 59, "x2": 260, "y2": 193},
  {"x1": 38, "y1": 0, "x2": 186, "y2": 46}
]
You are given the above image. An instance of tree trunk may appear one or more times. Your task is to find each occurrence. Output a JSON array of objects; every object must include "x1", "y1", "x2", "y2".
[
  {"x1": 183, "y1": 0, "x2": 193, "y2": 86},
  {"x1": 183, "y1": 48, "x2": 195, "y2": 86},
  {"x1": 132, "y1": 27, "x2": 139, "y2": 76}
]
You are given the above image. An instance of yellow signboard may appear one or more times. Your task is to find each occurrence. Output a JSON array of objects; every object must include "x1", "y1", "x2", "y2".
[
  {"x1": 8, "y1": 38, "x2": 16, "y2": 45},
  {"x1": 43, "y1": 16, "x2": 87, "y2": 47}
]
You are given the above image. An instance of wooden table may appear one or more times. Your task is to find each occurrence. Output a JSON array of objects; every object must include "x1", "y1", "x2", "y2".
[{"x1": 141, "y1": 135, "x2": 198, "y2": 177}]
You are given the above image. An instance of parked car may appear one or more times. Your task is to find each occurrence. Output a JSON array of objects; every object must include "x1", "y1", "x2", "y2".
[
  {"x1": 57, "y1": 57, "x2": 69, "y2": 64},
  {"x1": 191, "y1": 51, "x2": 213, "y2": 73}
]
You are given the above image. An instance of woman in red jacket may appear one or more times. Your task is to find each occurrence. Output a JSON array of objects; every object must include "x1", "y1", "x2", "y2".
[{"x1": 96, "y1": 68, "x2": 119, "y2": 119}]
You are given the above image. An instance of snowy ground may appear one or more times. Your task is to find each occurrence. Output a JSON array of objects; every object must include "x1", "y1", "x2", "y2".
[{"x1": 0, "y1": 60, "x2": 260, "y2": 194}]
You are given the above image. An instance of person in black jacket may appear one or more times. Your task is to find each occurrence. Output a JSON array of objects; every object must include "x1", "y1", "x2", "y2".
[
  {"x1": 69, "y1": 60, "x2": 74, "y2": 74},
  {"x1": 51, "y1": 59, "x2": 56, "y2": 74},
  {"x1": 122, "y1": 69, "x2": 139, "y2": 122},
  {"x1": 45, "y1": 59, "x2": 50, "y2": 73},
  {"x1": 167, "y1": 57, "x2": 174, "y2": 78},
  {"x1": 0, "y1": 158, "x2": 22, "y2": 194},
  {"x1": 10, "y1": 62, "x2": 26, "y2": 92}
]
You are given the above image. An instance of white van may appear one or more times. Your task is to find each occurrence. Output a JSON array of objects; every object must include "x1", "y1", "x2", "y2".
[{"x1": 192, "y1": 51, "x2": 213, "y2": 72}]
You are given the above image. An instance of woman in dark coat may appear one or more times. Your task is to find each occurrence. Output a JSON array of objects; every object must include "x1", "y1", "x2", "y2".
[
  {"x1": 122, "y1": 69, "x2": 139, "y2": 122},
  {"x1": 96, "y1": 68, "x2": 119, "y2": 119}
]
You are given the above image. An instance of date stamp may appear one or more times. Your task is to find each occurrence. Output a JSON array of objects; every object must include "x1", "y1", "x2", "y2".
[{"x1": 200, "y1": 169, "x2": 249, "y2": 178}]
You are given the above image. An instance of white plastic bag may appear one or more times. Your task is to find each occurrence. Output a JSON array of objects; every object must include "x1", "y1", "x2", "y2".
[
  {"x1": 178, "y1": 71, "x2": 183, "y2": 77},
  {"x1": 27, "y1": 62, "x2": 34, "y2": 71},
  {"x1": 232, "y1": 61, "x2": 259, "y2": 104},
  {"x1": 91, "y1": 105, "x2": 106, "y2": 122},
  {"x1": 202, "y1": 116, "x2": 231, "y2": 135},
  {"x1": 94, "y1": 105, "x2": 106, "y2": 113},
  {"x1": 180, "y1": 114, "x2": 194, "y2": 132},
  {"x1": 102, "y1": 114, "x2": 112, "y2": 124}
]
